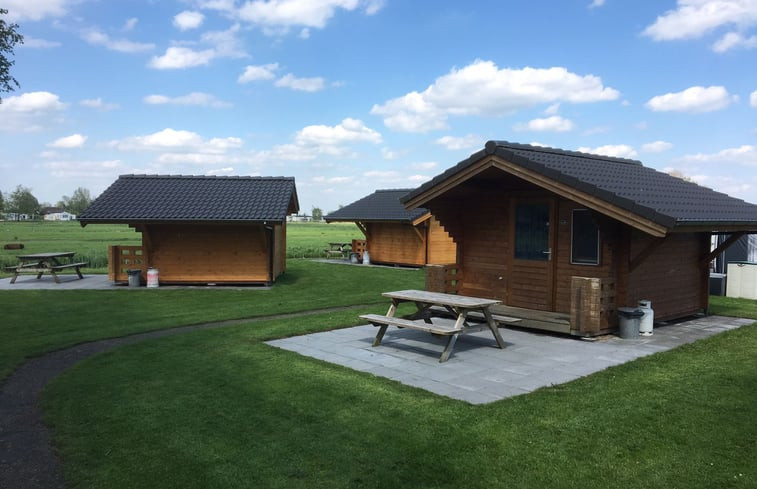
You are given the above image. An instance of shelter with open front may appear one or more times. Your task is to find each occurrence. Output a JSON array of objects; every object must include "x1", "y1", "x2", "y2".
[
  {"x1": 402, "y1": 141, "x2": 757, "y2": 336},
  {"x1": 325, "y1": 189, "x2": 456, "y2": 267},
  {"x1": 78, "y1": 175, "x2": 299, "y2": 285}
]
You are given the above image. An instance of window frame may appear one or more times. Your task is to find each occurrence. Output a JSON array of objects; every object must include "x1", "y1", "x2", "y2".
[{"x1": 570, "y1": 208, "x2": 600, "y2": 266}]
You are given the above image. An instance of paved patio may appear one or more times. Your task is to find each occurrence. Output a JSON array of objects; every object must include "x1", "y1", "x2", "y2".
[{"x1": 267, "y1": 315, "x2": 754, "y2": 404}]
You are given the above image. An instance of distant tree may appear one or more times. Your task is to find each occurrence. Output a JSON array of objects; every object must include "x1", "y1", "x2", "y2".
[
  {"x1": 0, "y1": 191, "x2": 4, "y2": 213},
  {"x1": 0, "y1": 8, "x2": 24, "y2": 102},
  {"x1": 59, "y1": 187, "x2": 93, "y2": 215},
  {"x1": 7, "y1": 185, "x2": 39, "y2": 219},
  {"x1": 311, "y1": 207, "x2": 323, "y2": 221}
]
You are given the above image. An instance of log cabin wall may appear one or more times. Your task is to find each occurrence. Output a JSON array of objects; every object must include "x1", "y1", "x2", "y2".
[
  {"x1": 626, "y1": 231, "x2": 709, "y2": 320},
  {"x1": 553, "y1": 200, "x2": 616, "y2": 316},
  {"x1": 365, "y1": 222, "x2": 426, "y2": 266},
  {"x1": 426, "y1": 216, "x2": 457, "y2": 265},
  {"x1": 144, "y1": 223, "x2": 272, "y2": 283},
  {"x1": 272, "y1": 222, "x2": 285, "y2": 279}
]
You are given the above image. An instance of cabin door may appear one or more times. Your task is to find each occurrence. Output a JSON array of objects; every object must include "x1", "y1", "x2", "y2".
[{"x1": 508, "y1": 199, "x2": 555, "y2": 310}]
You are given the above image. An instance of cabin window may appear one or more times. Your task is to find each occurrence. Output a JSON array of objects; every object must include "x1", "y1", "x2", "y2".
[
  {"x1": 571, "y1": 209, "x2": 600, "y2": 265},
  {"x1": 514, "y1": 203, "x2": 550, "y2": 261}
]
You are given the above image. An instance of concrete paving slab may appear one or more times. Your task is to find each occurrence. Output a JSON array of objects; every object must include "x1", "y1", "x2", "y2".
[{"x1": 267, "y1": 315, "x2": 754, "y2": 405}]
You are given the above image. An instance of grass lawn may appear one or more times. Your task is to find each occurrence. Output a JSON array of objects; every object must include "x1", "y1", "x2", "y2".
[
  {"x1": 0, "y1": 259, "x2": 423, "y2": 380},
  {"x1": 0, "y1": 220, "x2": 361, "y2": 270},
  {"x1": 38, "y1": 295, "x2": 756, "y2": 488}
]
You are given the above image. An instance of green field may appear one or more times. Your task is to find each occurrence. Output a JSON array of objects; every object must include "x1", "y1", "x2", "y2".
[{"x1": 0, "y1": 220, "x2": 361, "y2": 271}]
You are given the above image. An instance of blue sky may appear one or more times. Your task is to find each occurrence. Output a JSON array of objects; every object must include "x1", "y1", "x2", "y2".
[{"x1": 1, "y1": 0, "x2": 756, "y2": 214}]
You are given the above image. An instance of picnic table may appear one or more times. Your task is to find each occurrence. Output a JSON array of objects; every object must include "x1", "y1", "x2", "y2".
[
  {"x1": 5, "y1": 252, "x2": 88, "y2": 284},
  {"x1": 360, "y1": 289, "x2": 512, "y2": 362},
  {"x1": 324, "y1": 242, "x2": 351, "y2": 259}
]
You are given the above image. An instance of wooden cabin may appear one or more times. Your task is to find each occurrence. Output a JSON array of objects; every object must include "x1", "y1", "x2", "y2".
[
  {"x1": 78, "y1": 175, "x2": 299, "y2": 285},
  {"x1": 403, "y1": 141, "x2": 757, "y2": 336},
  {"x1": 325, "y1": 189, "x2": 456, "y2": 267}
]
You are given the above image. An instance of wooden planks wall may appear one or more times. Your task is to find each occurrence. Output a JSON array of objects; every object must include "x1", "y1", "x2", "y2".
[
  {"x1": 426, "y1": 216, "x2": 457, "y2": 265},
  {"x1": 366, "y1": 222, "x2": 426, "y2": 266},
  {"x1": 626, "y1": 231, "x2": 709, "y2": 320},
  {"x1": 144, "y1": 223, "x2": 272, "y2": 283}
]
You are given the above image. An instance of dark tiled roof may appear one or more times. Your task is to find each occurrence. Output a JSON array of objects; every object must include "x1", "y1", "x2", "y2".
[
  {"x1": 79, "y1": 175, "x2": 299, "y2": 224},
  {"x1": 325, "y1": 189, "x2": 429, "y2": 222},
  {"x1": 402, "y1": 141, "x2": 757, "y2": 230}
]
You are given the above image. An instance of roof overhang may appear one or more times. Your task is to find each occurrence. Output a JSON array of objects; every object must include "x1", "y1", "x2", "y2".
[
  {"x1": 79, "y1": 218, "x2": 285, "y2": 227},
  {"x1": 404, "y1": 154, "x2": 671, "y2": 238}
]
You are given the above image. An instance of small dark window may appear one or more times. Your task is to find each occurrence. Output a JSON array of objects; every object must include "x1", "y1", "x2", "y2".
[{"x1": 571, "y1": 209, "x2": 599, "y2": 265}]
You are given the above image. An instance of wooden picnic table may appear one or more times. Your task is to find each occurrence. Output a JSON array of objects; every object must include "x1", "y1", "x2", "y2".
[
  {"x1": 360, "y1": 289, "x2": 508, "y2": 362},
  {"x1": 324, "y1": 242, "x2": 351, "y2": 259},
  {"x1": 5, "y1": 252, "x2": 88, "y2": 284}
]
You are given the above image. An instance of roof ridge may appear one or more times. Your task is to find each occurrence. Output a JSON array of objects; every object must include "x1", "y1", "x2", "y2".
[
  {"x1": 118, "y1": 174, "x2": 295, "y2": 180},
  {"x1": 487, "y1": 140, "x2": 643, "y2": 166}
]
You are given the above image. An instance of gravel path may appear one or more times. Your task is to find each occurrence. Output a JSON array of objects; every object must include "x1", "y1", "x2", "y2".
[{"x1": 0, "y1": 306, "x2": 369, "y2": 489}]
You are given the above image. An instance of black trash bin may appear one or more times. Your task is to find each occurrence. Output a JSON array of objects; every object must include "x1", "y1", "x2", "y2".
[
  {"x1": 127, "y1": 269, "x2": 141, "y2": 288},
  {"x1": 617, "y1": 307, "x2": 644, "y2": 339}
]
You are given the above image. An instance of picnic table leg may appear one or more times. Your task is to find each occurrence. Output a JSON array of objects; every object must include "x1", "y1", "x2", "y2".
[
  {"x1": 483, "y1": 308, "x2": 507, "y2": 349},
  {"x1": 439, "y1": 333, "x2": 459, "y2": 362},
  {"x1": 49, "y1": 270, "x2": 61, "y2": 284},
  {"x1": 74, "y1": 266, "x2": 84, "y2": 279},
  {"x1": 373, "y1": 325, "x2": 389, "y2": 346},
  {"x1": 10, "y1": 271, "x2": 18, "y2": 284}
]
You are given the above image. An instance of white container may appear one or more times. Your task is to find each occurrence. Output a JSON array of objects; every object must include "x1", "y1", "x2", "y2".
[
  {"x1": 638, "y1": 299, "x2": 654, "y2": 336},
  {"x1": 363, "y1": 250, "x2": 371, "y2": 265},
  {"x1": 146, "y1": 268, "x2": 159, "y2": 288},
  {"x1": 726, "y1": 262, "x2": 757, "y2": 300}
]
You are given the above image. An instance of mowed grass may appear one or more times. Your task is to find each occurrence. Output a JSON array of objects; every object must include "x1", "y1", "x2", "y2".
[
  {"x1": 0, "y1": 220, "x2": 361, "y2": 270},
  {"x1": 43, "y1": 300, "x2": 757, "y2": 488},
  {"x1": 0, "y1": 259, "x2": 423, "y2": 380}
]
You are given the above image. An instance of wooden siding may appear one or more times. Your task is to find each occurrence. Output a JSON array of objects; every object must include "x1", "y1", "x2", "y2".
[
  {"x1": 626, "y1": 231, "x2": 709, "y2": 320},
  {"x1": 142, "y1": 223, "x2": 272, "y2": 283},
  {"x1": 366, "y1": 222, "x2": 426, "y2": 266},
  {"x1": 426, "y1": 216, "x2": 457, "y2": 265}
]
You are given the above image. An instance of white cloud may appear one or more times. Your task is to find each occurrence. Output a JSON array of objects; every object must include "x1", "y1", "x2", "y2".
[
  {"x1": 588, "y1": 0, "x2": 605, "y2": 8},
  {"x1": 108, "y1": 128, "x2": 243, "y2": 154},
  {"x1": 679, "y1": 145, "x2": 757, "y2": 165},
  {"x1": 43, "y1": 159, "x2": 123, "y2": 179},
  {"x1": 237, "y1": 0, "x2": 363, "y2": 29},
  {"x1": 643, "y1": 0, "x2": 757, "y2": 51},
  {"x1": 21, "y1": 37, "x2": 61, "y2": 48},
  {"x1": 411, "y1": 161, "x2": 438, "y2": 171},
  {"x1": 295, "y1": 118, "x2": 382, "y2": 146},
  {"x1": 82, "y1": 30, "x2": 155, "y2": 53},
  {"x1": 435, "y1": 134, "x2": 481, "y2": 150},
  {"x1": 751, "y1": 90, "x2": 757, "y2": 107},
  {"x1": 645, "y1": 86, "x2": 737, "y2": 113},
  {"x1": 514, "y1": 116, "x2": 575, "y2": 132},
  {"x1": 123, "y1": 18, "x2": 139, "y2": 31},
  {"x1": 370, "y1": 60, "x2": 619, "y2": 133},
  {"x1": 49, "y1": 134, "x2": 87, "y2": 148},
  {"x1": 275, "y1": 73, "x2": 326, "y2": 92},
  {"x1": 80, "y1": 98, "x2": 119, "y2": 110},
  {"x1": 577, "y1": 144, "x2": 638, "y2": 159},
  {"x1": 3, "y1": 0, "x2": 69, "y2": 21},
  {"x1": 642, "y1": 140, "x2": 673, "y2": 152},
  {"x1": 0, "y1": 91, "x2": 66, "y2": 113},
  {"x1": 200, "y1": 24, "x2": 247, "y2": 59},
  {"x1": 143, "y1": 92, "x2": 231, "y2": 108},
  {"x1": 299, "y1": 28, "x2": 311, "y2": 39},
  {"x1": 712, "y1": 31, "x2": 757, "y2": 52},
  {"x1": 148, "y1": 47, "x2": 216, "y2": 69},
  {"x1": 238, "y1": 63, "x2": 280, "y2": 82},
  {"x1": 174, "y1": 11, "x2": 205, "y2": 30},
  {"x1": 206, "y1": 167, "x2": 236, "y2": 176},
  {"x1": 544, "y1": 103, "x2": 561, "y2": 115}
]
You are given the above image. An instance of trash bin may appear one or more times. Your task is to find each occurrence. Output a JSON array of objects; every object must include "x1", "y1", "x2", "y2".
[
  {"x1": 146, "y1": 268, "x2": 159, "y2": 288},
  {"x1": 349, "y1": 252, "x2": 360, "y2": 264},
  {"x1": 127, "y1": 269, "x2": 141, "y2": 288},
  {"x1": 638, "y1": 300, "x2": 654, "y2": 336},
  {"x1": 617, "y1": 307, "x2": 643, "y2": 339},
  {"x1": 363, "y1": 250, "x2": 371, "y2": 265}
]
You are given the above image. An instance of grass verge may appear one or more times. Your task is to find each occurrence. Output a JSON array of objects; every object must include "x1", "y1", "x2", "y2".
[{"x1": 44, "y1": 309, "x2": 757, "y2": 488}]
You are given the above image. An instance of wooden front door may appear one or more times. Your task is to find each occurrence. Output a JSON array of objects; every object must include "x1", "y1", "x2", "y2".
[{"x1": 508, "y1": 199, "x2": 555, "y2": 310}]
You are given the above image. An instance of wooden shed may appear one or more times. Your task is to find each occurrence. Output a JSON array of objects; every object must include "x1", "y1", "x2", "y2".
[
  {"x1": 325, "y1": 189, "x2": 456, "y2": 267},
  {"x1": 402, "y1": 141, "x2": 757, "y2": 335},
  {"x1": 79, "y1": 175, "x2": 299, "y2": 285}
]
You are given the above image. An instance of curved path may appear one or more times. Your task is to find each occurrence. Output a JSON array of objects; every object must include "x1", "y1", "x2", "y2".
[{"x1": 0, "y1": 305, "x2": 370, "y2": 489}]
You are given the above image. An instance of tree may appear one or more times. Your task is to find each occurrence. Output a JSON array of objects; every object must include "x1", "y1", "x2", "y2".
[
  {"x1": 7, "y1": 185, "x2": 39, "y2": 220},
  {"x1": 0, "y1": 191, "x2": 4, "y2": 213},
  {"x1": 0, "y1": 8, "x2": 24, "y2": 102},
  {"x1": 59, "y1": 187, "x2": 93, "y2": 215},
  {"x1": 311, "y1": 207, "x2": 323, "y2": 221}
]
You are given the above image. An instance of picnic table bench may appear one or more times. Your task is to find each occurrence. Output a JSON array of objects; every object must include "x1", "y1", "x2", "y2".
[
  {"x1": 5, "y1": 252, "x2": 88, "y2": 284},
  {"x1": 324, "y1": 242, "x2": 350, "y2": 259},
  {"x1": 361, "y1": 289, "x2": 514, "y2": 362}
]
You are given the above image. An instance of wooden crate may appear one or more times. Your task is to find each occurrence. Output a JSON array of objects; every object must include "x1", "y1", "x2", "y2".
[
  {"x1": 425, "y1": 264, "x2": 461, "y2": 294},
  {"x1": 570, "y1": 276, "x2": 616, "y2": 335},
  {"x1": 351, "y1": 239, "x2": 366, "y2": 260}
]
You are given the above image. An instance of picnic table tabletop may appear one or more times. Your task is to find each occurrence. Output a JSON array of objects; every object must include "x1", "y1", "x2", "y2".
[{"x1": 17, "y1": 252, "x2": 76, "y2": 260}]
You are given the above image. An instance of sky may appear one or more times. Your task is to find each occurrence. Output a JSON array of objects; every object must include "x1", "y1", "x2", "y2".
[{"x1": 1, "y1": 0, "x2": 756, "y2": 214}]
